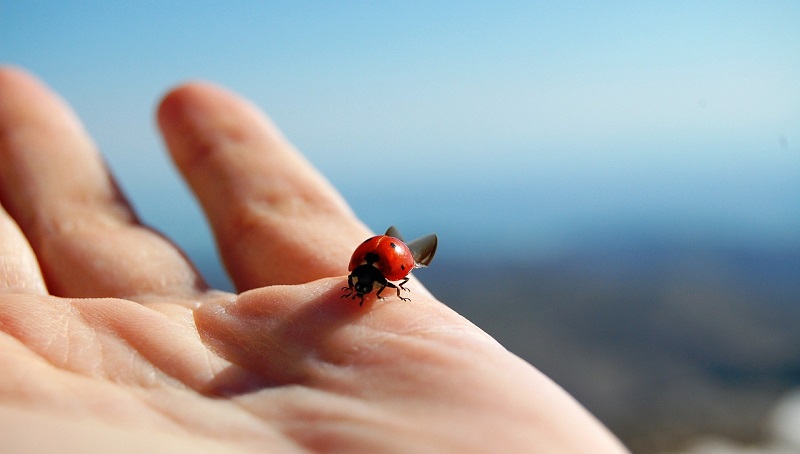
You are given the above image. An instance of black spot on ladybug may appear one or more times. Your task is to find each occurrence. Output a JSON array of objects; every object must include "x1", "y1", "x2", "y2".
[
  {"x1": 390, "y1": 242, "x2": 399, "y2": 250},
  {"x1": 400, "y1": 264, "x2": 406, "y2": 270},
  {"x1": 364, "y1": 252, "x2": 380, "y2": 265}
]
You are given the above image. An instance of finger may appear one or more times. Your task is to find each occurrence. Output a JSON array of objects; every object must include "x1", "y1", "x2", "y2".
[
  {"x1": 0, "y1": 66, "x2": 206, "y2": 299},
  {"x1": 194, "y1": 279, "x2": 502, "y2": 399},
  {"x1": 158, "y1": 83, "x2": 370, "y2": 291},
  {"x1": 0, "y1": 204, "x2": 47, "y2": 294}
]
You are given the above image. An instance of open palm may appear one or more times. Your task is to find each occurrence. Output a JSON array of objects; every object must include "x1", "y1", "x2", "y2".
[{"x1": 0, "y1": 67, "x2": 625, "y2": 453}]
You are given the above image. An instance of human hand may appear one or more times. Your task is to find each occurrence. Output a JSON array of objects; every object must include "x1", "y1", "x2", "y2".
[{"x1": 0, "y1": 67, "x2": 626, "y2": 453}]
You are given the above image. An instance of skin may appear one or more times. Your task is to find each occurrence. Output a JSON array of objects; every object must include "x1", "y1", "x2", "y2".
[{"x1": 0, "y1": 66, "x2": 628, "y2": 453}]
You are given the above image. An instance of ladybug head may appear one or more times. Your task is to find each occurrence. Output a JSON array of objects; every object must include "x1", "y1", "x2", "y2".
[
  {"x1": 353, "y1": 278, "x2": 375, "y2": 297},
  {"x1": 348, "y1": 263, "x2": 386, "y2": 299}
]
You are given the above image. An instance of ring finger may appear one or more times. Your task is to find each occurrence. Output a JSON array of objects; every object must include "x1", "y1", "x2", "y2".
[{"x1": 0, "y1": 67, "x2": 206, "y2": 300}]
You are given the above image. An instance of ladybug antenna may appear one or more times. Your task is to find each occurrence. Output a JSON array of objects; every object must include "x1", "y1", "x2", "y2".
[
  {"x1": 385, "y1": 225, "x2": 404, "y2": 241},
  {"x1": 407, "y1": 233, "x2": 438, "y2": 268}
]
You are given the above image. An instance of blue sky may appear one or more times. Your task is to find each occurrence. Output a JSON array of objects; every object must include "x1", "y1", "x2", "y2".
[{"x1": 2, "y1": 2, "x2": 800, "y2": 274}]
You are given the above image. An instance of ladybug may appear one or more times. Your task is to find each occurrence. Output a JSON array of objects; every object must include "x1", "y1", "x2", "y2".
[{"x1": 342, "y1": 226, "x2": 438, "y2": 306}]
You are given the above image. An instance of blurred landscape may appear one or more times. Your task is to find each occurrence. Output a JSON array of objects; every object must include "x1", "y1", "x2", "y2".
[{"x1": 424, "y1": 240, "x2": 800, "y2": 452}]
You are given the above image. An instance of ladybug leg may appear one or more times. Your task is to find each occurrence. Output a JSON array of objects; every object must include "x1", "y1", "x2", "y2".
[
  {"x1": 341, "y1": 286, "x2": 353, "y2": 298},
  {"x1": 395, "y1": 284, "x2": 411, "y2": 302},
  {"x1": 375, "y1": 283, "x2": 388, "y2": 299},
  {"x1": 397, "y1": 277, "x2": 410, "y2": 292},
  {"x1": 381, "y1": 281, "x2": 410, "y2": 302},
  {"x1": 341, "y1": 275, "x2": 355, "y2": 298}
]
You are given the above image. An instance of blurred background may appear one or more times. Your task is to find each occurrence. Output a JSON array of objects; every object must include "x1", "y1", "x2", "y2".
[{"x1": 3, "y1": 2, "x2": 799, "y2": 452}]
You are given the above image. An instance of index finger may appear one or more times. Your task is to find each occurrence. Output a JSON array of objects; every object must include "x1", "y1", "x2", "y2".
[{"x1": 157, "y1": 83, "x2": 371, "y2": 291}]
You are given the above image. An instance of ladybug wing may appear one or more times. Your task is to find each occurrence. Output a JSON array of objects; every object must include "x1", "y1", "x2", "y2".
[
  {"x1": 385, "y1": 225, "x2": 404, "y2": 241},
  {"x1": 407, "y1": 233, "x2": 438, "y2": 268}
]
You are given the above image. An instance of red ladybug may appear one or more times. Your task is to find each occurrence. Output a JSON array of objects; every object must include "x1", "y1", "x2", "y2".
[{"x1": 342, "y1": 226, "x2": 438, "y2": 306}]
